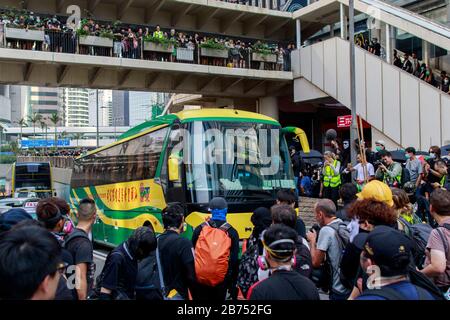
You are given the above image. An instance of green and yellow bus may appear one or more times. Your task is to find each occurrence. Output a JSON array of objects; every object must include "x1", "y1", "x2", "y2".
[{"x1": 69, "y1": 109, "x2": 309, "y2": 246}]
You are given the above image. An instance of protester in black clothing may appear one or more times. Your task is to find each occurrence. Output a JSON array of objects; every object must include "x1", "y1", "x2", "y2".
[
  {"x1": 36, "y1": 199, "x2": 74, "y2": 300},
  {"x1": 248, "y1": 224, "x2": 319, "y2": 300},
  {"x1": 192, "y1": 197, "x2": 239, "y2": 301},
  {"x1": 276, "y1": 189, "x2": 306, "y2": 238},
  {"x1": 336, "y1": 183, "x2": 358, "y2": 221},
  {"x1": 393, "y1": 50, "x2": 402, "y2": 68},
  {"x1": 0, "y1": 208, "x2": 34, "y2": 234},
  {"x1": 402, "y1": 53, "x2": 413, "y2": 73},
  {"x1": 65, "y1": 198, "x2": 96, "y2": 300},
  {"x1": 270, "y1": 204, "x2": 312, "y2": 279},
  {"x1": 0, "y1": 226, "x2": 64, "y2": 300},
  {"x1": 98, "y1": 227, "x2": 156, "y2": 300},
  {"x1": 289, "y1": 145, "x2": 303, "y2": 196},
  {"x1": 158, "y1": 204, "x2": 196, "y2": 300}
]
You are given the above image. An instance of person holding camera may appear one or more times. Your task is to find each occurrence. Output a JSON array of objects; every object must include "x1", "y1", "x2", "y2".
[
  {"x1": 319, "y1": 151, "x2": 341, "y2": 207},
  {"x1": 306, "y1": 199, "x2": 351, "y2": 300},
  {"x1": 375, "y1": 151, "x2": 403, "y2": 188}
]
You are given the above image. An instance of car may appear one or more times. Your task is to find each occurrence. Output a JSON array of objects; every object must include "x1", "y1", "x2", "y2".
[{"x1": 0, "y1": 198, "x2": 39, "y2": 219}]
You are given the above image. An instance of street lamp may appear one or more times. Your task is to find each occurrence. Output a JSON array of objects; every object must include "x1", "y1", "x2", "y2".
[{"x1": 349, "y1": 0, "x2": 358, "y2": 168}]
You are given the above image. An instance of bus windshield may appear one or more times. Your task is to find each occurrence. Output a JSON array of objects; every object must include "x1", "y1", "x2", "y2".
[
  {"x1": 14, "y1": 163, "x2": 52, "y2": 198},
  {"x1": 181, "y1": 121, "x2": 294, "y2": 204}
]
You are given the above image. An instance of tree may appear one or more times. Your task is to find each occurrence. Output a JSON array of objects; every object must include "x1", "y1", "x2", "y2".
[
  {"x1": 18, "y1": 117, "x2": 27, "y2": 146},
  {"x1": 49, "y1": 113, "x2": 61, "y2": 149},
  {"x1": 73, "y1": 133, "x2": 83, "y2": 147},
  {"x1": 40, "y1": 121, "x2": 48, "y2": 153},
  {"x1": 28, "y1": 113, "x2": 43, "y2": 148}
]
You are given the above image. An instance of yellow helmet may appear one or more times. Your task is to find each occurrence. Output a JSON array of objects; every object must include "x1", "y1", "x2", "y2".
[{"x1": 356, "y1": 180, "x2": 394, "y2": 207}]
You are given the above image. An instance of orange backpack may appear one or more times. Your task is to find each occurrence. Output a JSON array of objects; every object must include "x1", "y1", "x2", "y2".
[{"x1": 194, "y1": 221, "x2": 232, "y2": 287}]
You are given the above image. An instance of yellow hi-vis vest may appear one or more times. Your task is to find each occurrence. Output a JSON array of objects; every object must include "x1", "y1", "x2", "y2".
[{"x1": 323, "y1": 160, "x2": 341, "y2": 188}]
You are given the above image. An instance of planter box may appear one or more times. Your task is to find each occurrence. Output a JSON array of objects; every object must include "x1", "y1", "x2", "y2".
[
  {"x1": 79, "y1": 35, "x2": 113, "y2": 48},
  {"x1": 200, "y1": 47, "x2": 228, "y2": 59},
  {"x1": 176, "y1": 47, "x2": 194, "y2": 62},
  {"x1": 5, "y1": 27, "x2": 45, "y2": 41},
  {"x1": 252, "y1": 52, "x2": 277, "y2": 63},
  {"x1": 143, "y1": 41, "x2": 173, "y2": 53}
]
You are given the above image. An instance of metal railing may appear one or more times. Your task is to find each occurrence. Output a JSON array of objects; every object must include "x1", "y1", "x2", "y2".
[
  {"x1": 16, "y1": 156, "x2": 75, "y2": 169},
  {"x1": 219, "y1": 0, "x2": 284, "y2": 11}
]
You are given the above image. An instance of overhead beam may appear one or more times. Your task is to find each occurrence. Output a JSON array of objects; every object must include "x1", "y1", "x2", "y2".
[
  {"x1": 197, "y1": 76, "x2": 218, "y2": 91},
  {"x1": 265, "y1": 19, "x2": 291, "y2": 38},
  {"x1": 56, "y1": 0, "x2": 65, "y2": 13},
  {"x1": 221, "y1": 78, "x2": 243, "y2": 92},
  {"x1": 171, "y1": 3, "x2": 195, "y2": 27},
  {"x1": 57, "y1": 65, "x2": 70, "y2": 84},
  {"x1": 23, "y1": 63, "x2": 33, "y2": 82},
  {"x1": 266, "y1": 82, "x2": 291, "y2": 96},
  {"x1": 117, "y1": 0, "x2": 134, "y2": 20},
  {"x1": 88, "y1": 0, "x2": 101, "y2": 14},
  {"x1": 145, "y1": 0, "x2": 167, "y2": 24},
  {"x1": 244, "y1": 80, "x2": 265, "y2": 94},
  {"x1": 243, "y1": 15, "x2": 269, "y2": 35},
  {"x1": 220, "y1": 12, "x2": 246, "y2": 34},
  {"x1": 118, "y1": 70, "x2": 132, "y2": 86},
  {"x1": 197, "y1": 8, "x2": 221, "y2": 30},
  {"x1": 146, "y1": 72, "x2": 161, "y2": 88},
  {"x1": 172, "y1": 74, "x2": 189, "y2": 90},
  {"x1": 88, "y1": 67, "x2": 102, "y2": 86}
]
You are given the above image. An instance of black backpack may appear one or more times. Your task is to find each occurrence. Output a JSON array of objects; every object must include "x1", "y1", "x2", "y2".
[
  {"x1": 400, "y1": 165, "x2": 411, "y2": 187},
  {"x1": 135, "y1": 236, "x2": 164, "y2": 300},
  {"x1": 237, "y1": 236, "x2": 260, "y2": 298}
]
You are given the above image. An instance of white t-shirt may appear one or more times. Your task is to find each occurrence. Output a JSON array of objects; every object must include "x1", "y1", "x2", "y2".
[{"x1": 346, "y1": 163, "x2": 375, "y2": 182}]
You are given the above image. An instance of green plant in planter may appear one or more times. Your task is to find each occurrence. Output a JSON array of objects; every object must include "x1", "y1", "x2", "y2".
[
  {"x1": 252, "y1": 42, "x2": 273, "y2": 56},
  {"x1": 199, "y1": 39, "x2": 226, "y2": 50},
  {"x1": 143, "y1": 35, "x2": 178, "y2": 48},
  {"x1": 99, "y1": 29, "x2": 114, "y2": 39}
]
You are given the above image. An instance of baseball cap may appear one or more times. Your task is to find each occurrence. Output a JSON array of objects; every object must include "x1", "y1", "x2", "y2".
[
  {"x1": 356, "y1": 180, "x2": 394, "y2": 207},
  {"x1": 208, "y1": 197, "x2": 227, "y2": 211},
  {"x1": 363, "y1": 226, "x2": 412, "y2": 274},
  {"x1": 0, "y1": 208, "x2": 33, "y2": 232}
]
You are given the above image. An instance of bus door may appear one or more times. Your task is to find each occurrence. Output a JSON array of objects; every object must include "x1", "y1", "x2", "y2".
[{"x1": 162, "y1": 125, "x2": 187, "y2": 204}]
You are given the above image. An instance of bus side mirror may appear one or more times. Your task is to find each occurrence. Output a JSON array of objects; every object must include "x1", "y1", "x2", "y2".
[
  {"x1": 282, "y1": 127, "x2": 311, "y2": 154},
  {"x1": 168, "y1": 156, "x2": 180, "y2": 182}
]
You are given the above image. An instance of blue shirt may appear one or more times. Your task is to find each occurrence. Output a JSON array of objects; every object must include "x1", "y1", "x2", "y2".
[
  {"x1": 300, "y1": 176, "x2": 312, "y2": 196},
  {"x1": 356, "y1": 281, "x2": 435, "y2": 300}
]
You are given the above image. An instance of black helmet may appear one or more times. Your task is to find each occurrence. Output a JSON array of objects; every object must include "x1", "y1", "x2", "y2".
[{"x1": 403, "y1": 181, "x2": 416, "y2": 195}]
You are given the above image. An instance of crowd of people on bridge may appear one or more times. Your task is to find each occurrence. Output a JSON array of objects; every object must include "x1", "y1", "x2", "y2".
[
  {"x1": 0, "y1": 165, "x2": 449, "y2": 300},
  {"x1": 355, "y1": 36, "x2": 450, "y2": 94},
  {"x1": 0, "y1": 8, "x2": 294, "y2": 71}
]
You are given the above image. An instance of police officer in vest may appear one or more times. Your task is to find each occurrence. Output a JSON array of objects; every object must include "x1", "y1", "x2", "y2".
[{"x1": 320, "y1": 151, "x2": 341, "y2": 207}]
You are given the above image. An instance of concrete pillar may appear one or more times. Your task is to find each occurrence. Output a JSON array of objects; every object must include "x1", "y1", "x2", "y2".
[
  {"x1": 296, "y1": 19, "x2": 301, "y2": 48},
  {"x1": 423, "y1": 40, "x2": 430, "y2": 66},
  {"x1": 340, "y1": 3, "x2": 347, "y2": 39},
  {"x1": 258, "y1": 96, "x2": 278, "y2": 121},
  {"x1": 385, "y1": 24, "x2": 395, "y2": 64}
]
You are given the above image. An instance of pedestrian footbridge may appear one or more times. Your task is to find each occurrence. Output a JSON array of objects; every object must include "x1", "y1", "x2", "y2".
[
  {"x1": 292, "y1": 0, "x2": 450, "y2": 150},
  {"x1": 292, "y1": 36, "x2": 450, "y2": 151}
]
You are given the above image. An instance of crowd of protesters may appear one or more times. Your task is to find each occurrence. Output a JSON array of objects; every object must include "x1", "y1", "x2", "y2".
[
  {"x1": 0, "y1": 9, "x2": 294, "y2": 71},
  {"x1": 355, "y1": 35, "x2": 450, "y2": 94},
  {"x1": 0, "y1": 180, "x2": 449, "y2": 300}
]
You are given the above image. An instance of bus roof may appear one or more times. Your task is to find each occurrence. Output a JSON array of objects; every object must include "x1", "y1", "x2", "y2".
[
  {"x1": 15, "y1": 162, "x2": 50, "y2": 166},
  {"x1": 80, "y1": 109, "x2": 280, "y2": 159}
]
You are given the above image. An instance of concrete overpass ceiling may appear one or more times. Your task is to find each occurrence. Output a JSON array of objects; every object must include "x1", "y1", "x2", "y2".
[
  {"x1": 0, "y1": 49, "x2": 292, "y2": 98},
  {"x1": 0, "y1": 0, "x2": 294, "y2": 41}
]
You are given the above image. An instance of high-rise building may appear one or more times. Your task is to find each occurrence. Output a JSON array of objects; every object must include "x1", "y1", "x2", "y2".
[
  {"x1": 9, "y1": 85, "x2": 29, "y2": 125},
  {"x1": 62, "y1": 88, "x2": 90, "y2": 127},
  {"x1": 112, "y1": 90, "x2": 129, "y2": 126},
  {"x1": 128, "y1": 91, "x2": 168, "y2": 126},
  {"x1": 89, "y1": 90, "x2": 113, "y2": 127},
  {"x1": 0, "y1": 85, "x2": 12, "y2": 125},
  {"x1": 27, "y1": 87, "x2": 61, "y2": 125}
]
